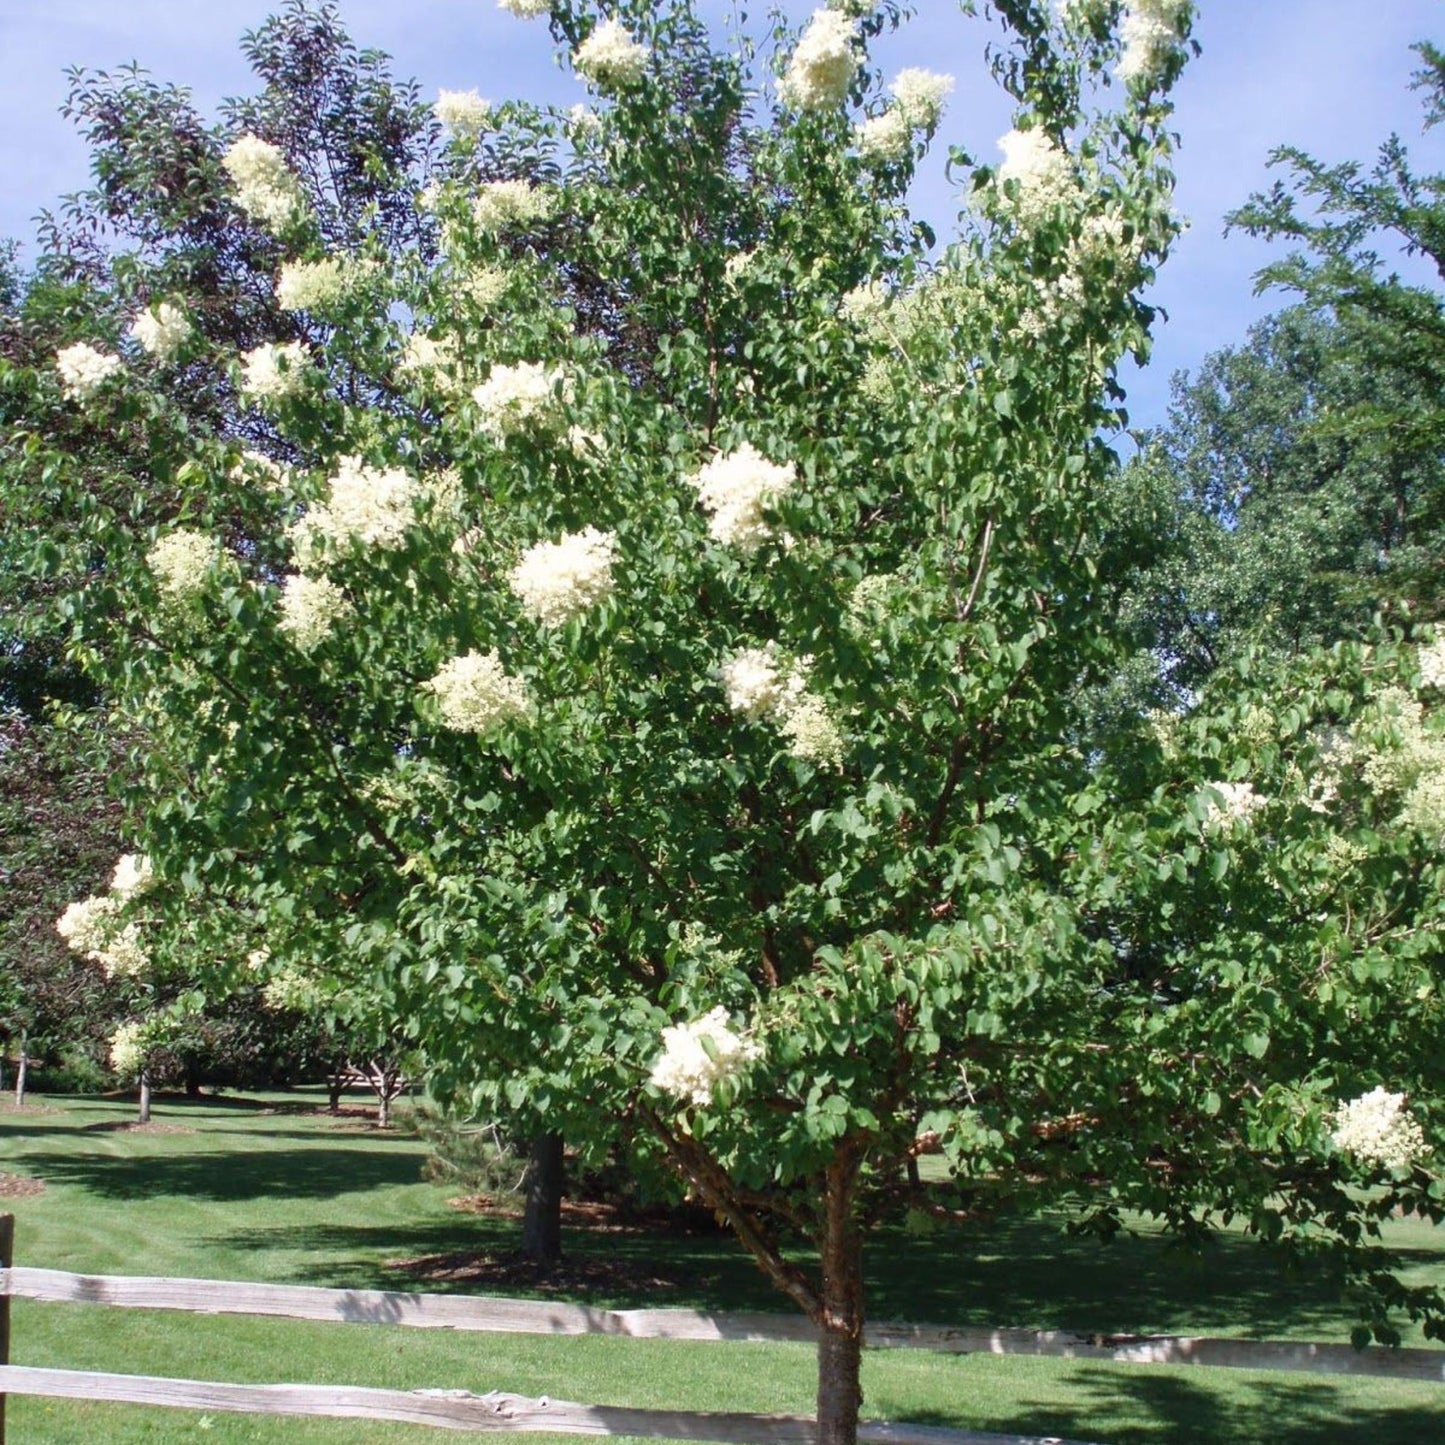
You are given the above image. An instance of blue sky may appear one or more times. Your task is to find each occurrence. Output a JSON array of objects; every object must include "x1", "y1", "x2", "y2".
[{"x1": 2, "y1": 0, "x2": 1442, "y2": 431}]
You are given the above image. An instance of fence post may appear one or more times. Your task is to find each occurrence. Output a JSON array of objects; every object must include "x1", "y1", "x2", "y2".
[{"x1": 1, "y1": 1211, "x2": 14, "y2": 1444}]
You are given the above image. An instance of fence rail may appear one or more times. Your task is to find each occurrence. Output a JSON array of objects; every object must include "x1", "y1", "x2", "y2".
[
  {"x1": 4, "y1": 1263, "x2": 1443, "y2": 1383},
  {"x1": 1, "y1": 1214, "x2": 1441, "y2": 1445}
]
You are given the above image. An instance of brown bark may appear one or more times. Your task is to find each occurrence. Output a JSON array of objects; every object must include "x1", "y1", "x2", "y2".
[
  {"x1": 816, "y1": 1154, "x2": 866, "y2": 1445},
  {"x1": 137, "y1": 1070, "x2": 152, "y2": 1125}
]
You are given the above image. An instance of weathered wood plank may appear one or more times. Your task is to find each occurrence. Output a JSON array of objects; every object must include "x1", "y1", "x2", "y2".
[
  {"x1": 0, "y1": 1367, "x2": 1096, "y2": 1445},
  {"x1": 3, "y1": 1266, "x2": 1442, "y2": 1383}
]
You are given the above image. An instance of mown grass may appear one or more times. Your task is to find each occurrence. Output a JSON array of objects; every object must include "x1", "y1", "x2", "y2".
[{"x1": 1, "y1": 1090, "x2": 1441, "y2": 1444}]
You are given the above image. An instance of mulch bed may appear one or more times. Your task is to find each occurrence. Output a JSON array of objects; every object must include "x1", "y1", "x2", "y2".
[
  {"x1": 389, "y1": 1196, "x2": 720, "y2": 1294},
  {"x1": 391, "y1": 1247, "x2": 686, "y2": 1295},
  {"x1": 81, "y1": 1120, "x2": 197, "y2": 1135},
  {"x1": 0, "y1": 1173, "x2": 45, "y2": 1198}
]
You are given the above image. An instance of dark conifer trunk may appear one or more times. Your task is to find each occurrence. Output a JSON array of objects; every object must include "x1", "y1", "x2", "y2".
[{"x1": 521, "y1": 1132, "x2": 565, "y2": 1262}]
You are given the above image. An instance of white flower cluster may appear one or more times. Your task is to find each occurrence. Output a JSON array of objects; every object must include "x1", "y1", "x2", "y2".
[
  {"x1": 129, "y1": 302, "x2": 191, "y2": 362},
  {"x1": 56, "y1": 342, "x2": 123, "y2": 401},
  {"x1": 1200, "y1": 780, "x2": 1266, "y2": 834},
  {"x1": 779, "y1": 9, "x2": 858, "y2": 112},
  {"x1": 109, "y1": 1020, "x2": 149, "y2": 1079},
  {"x1": 472, "y1": 360, "x2": 570, "y2": 440},
  {"x1": 295, "y1": 457, "x2": 421, "y2": 555},
  {"x1": 567, "y1": 104, "x2": 603, "y2": 141},
  {"x1": 574, "y1": 20, "x2": 650, "y2": 88},
  {"x1": 720, "y1": 644, "x2": 806, "y2": 721},
  {"x1": 398, "y1": 332, "x2": 460, "y2": 390},
  {"x1": 463, "y1": 264, "x2": 510, "y2": 310},
  {"x1": 649, "y1": 1006, "x2": 762, "y2": 1107},
  {"x1": 509, "y1": 526, "x2": 618, "y2": 627},
  {"x1": 472, "y1": 179, "x2": 554, "y2": 234},
  {"x1": 111, "y1": 853, "x2": 155, "y2": 901},
  {"x1": 892, "y1": 69, "x2": 953, "y2": 130},
  {"x1": 425, "y1": 650, "x2": 531, "y2": 733},
  {"x1": 276, "y1": 257, "x2": 353, "y2": 312},
  {"x1": 278, "y1": 573, "x2": 352, "y2": 653},
  {"x1": 720, "y1": 646, "x2": 844, "y2": 765},
  {"x1": 499, "y1": 0, "x2": 549, "y2": 15},
  {"x1": 1355, "y1": 686, "x2": 1445, "y2": 841},
  {"x1": 1418, "y1": 637, "x2": 1445, "y2": 691},
  {"x1": 221, "y1": 134, "x2": 306, "y2": 232},
  {"x1": 855, "y1": 109, "x2": 912, "y2": 166},
  {"x1": 149, "y1": 529, "x2": 220, "y2": 601},
  {"x1": 56, "y1": 894, "x2": 148, "y2": 979},
  {"x1": 839, "y1": 279, "x2": 890, "y2": 325},
  {"x1": 996, "y1": 127, "x2": 1077, "y2": 223},
  {"x1": 1331, "y1": 1087, "x2": 1428, "y2": 1171},
  {"x1": 240, "y1": 341, "x2": 310, "y2": 401},
  {"x1": 435, "y1": 89, "x2": 492, "y2": 140},
  {"x1": 1117, "y1": 0, "x2": 1189, "y2": 85},
  {"x1": 688, "y1": 443, "x2": 796, "y2": 551}
]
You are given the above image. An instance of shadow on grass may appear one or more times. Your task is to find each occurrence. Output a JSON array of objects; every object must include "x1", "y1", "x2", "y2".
[
  {"x1": 26, "y1": 1145, "x2": 427, "y2": 1202},
  {"x1": 861, "y1": 1214, "x2": 1442, "y2": 1342},
  {"x1": 219, "y1": 1217, "x2": 782, "y2": 1308},
  {"x1": 929, "y1": 1365, "x2": 1445, "y2": 1445}
]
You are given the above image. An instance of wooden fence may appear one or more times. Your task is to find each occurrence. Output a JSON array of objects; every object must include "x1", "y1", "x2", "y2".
[{"x1": 0, "y1": 1213, "x2": 1441, "y2": 1443}]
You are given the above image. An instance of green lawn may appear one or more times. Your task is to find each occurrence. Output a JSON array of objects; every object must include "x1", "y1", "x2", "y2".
[{"x1": 1, "y1": 1090, "x2": 1441, "y2": 1444}]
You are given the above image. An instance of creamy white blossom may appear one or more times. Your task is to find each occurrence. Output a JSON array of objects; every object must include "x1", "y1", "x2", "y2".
[
  {"x1": 275, "y1": 257, "x2": 352, "y2": 312},
  {"x1": 129, "y1": 302, "x2": 191, "y2": 362},
  {"x1": 149, "y1": 529, "x2": 220, "y2": 601},
  {"x1": 472, "y1": 179, "x2": 554, "y2": 233},
  {"x1": 240, "y1": 341, "x2": 310, "y2": 401},
  {"x1": 221, "y1": 134, "x2": 306, "y2": 231},
  {"x1": 293, "y1": 457, "x2": 420, "y2": 555},
  {"x1": 890, "y1": 69, "x2": 953, "y2": 129},
  {"x1": 855, "y1": 109, "x2": 912, "y2": 165},
  {"x1": 1418, "y1": 638, "x2": 1445, "y2": 691},
  {"x1": 111, "y1": 853, "x2": 155, "y2": 901},
  {"x1": 109, "y1": 1020, "x2": 149, "y2": 1078},
  {"x1": 574, "y1": 20, "x2": 650, "y2": 88},
  {"x1": 56, "y1": 342, "x2": 123, "y2": 401},
  {"x1": 719, "y1": 645, "x2": 805, "y2": 722},
  {"x1": 509, "y1": 527, "x2": 618, "y2": 626},
  {"x1": 567, "y1": 104, "x2": 603, "y2": 140},
  {"x1": 57, "y1": 895, "x2": 148, "y2": 978},
  {"x1": 425, "y1": 650, "x2": 531, "y2": 733},
  {"x1": 688, "y1": 443, "x2": 796, "y2": 551},
  {"x1": 462, "y1": 264, "x2": 509, "y2": 309},
  {"x1": 996, "y1": 127, "x2": 1076, "y2": 222},
  {"x1": 1200, "y1": 780, "x2": 1266, "y2": 833},
  {"x1": 1331, "y1": 1087, "x2": 1428, "y2": 1171},
  {"x1": 1117, "y1": 0, "x2": 1189, "y2": 84},
  {"x1": 261, "y1": 965, "x2": 324, "y2": 1013},
  {"x1": 278, "y1": 573, "x2": 353, "y2": 652},
  {"x1": 781, "y1": 694, "x2": 845, "y2": 766},
  {"x1": 649, "y1": 1006, "x2": 762, "y2": 1107},
  {"x1": 839, "y1": 279, "x2": 890, "y2": 325},
  {"x1": 435, "y1": 88, "x2": 492, "y2": 140},
  {"x1": 499, "y1": 0, "x2": 549, "y2": 14},
  {"x1": 472, "y1": 361, "x2": 570, "y2": 439},
  {"x1": 779, "y1": 9, "x2": 858, "y2": 111}
]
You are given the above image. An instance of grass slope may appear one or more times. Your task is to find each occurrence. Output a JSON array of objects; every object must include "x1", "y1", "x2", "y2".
[{"x1": 1, "y1": 1091, "x2": 1441, "y2": 1444}]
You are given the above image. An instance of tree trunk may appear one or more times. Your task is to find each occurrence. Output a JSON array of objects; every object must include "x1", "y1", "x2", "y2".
[
  {"x1": 13, "y1": 1035, "x2": 27, "y2": 1109},
  {"x1": 816, "y1": 1157, "x2": 866, "y2": 1445},
  {"x1": 521, "y1": 1133, "x2": 565, "y2": 1262},
  {"x1": 137, "y1": 1070, "x2": 152, "y2": 1125},
  {"x1": 328, "y1": 1067, "x2": 344, "y2": 1114},
  {"x1": 377, "y1": 1080, "x2": 392, "y2": 1129}
]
